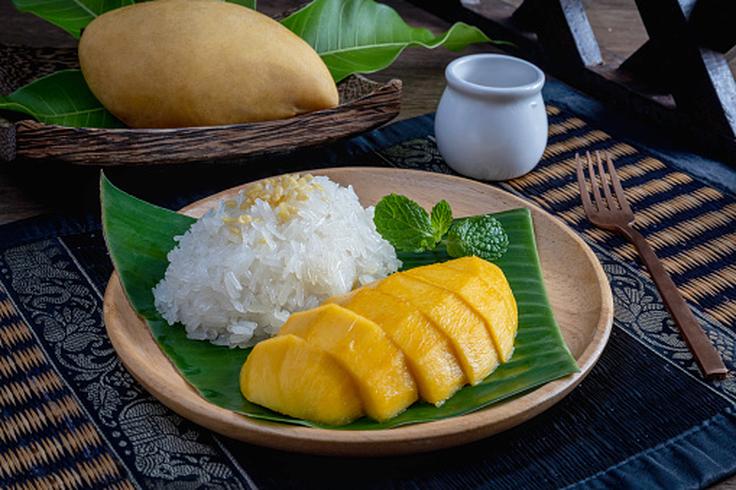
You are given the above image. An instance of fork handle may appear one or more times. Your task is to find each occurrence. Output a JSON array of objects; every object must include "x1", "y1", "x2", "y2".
[{"x1": 619, "y1": 225, "x2": 727, "y2": 379}]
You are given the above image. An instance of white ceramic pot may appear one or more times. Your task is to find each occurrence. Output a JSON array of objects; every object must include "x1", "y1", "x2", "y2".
[{"x1": 435, "y1": 54, "x2": 548, "y2": 181}]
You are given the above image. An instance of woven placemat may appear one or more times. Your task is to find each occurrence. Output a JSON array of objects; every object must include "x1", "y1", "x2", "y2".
[
  {"x1": 0, "y1": 86, "x2": 734, "y2": 488},
  {"x1": 383, "y1": 105, "x2": 736, "y2": 330}
]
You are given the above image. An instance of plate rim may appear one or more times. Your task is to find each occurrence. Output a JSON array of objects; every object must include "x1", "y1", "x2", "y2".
[{"x1": 103, "y1": 166, "x2": 613, "y2": 456}]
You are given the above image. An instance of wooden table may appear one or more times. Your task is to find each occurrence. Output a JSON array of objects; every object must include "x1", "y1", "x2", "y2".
[
  {"x1": 0, "y1": 1, "x2": 732, "y2": 487},
  {"x1": 0, "y1": 0, "x2": 645, "y2": 226},
  {"x1": 0, "y1": 0, "x2": 483, "y2": 225}
]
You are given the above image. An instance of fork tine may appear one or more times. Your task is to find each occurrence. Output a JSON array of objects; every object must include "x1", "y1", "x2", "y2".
[
  {"x1": 606, "y1": 152, "x2": 633, "y2": 215},
  {"x1": 586, "y1": 151, "x2": 605, "y2": 211},
  {"x1": 575, "y1": 153, "x2": 595, "y2": 217},
  {"x1": 596, "y1": 150, "x2": 617, "y2": 210}
]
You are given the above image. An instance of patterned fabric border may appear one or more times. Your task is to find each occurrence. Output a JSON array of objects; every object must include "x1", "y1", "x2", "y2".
[{"x1": 0, "y1": 239, "x2": 253, "y2": 489}]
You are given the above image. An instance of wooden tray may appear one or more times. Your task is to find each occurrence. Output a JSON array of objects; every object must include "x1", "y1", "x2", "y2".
[
  {"x1": 0, "y1": 74, "x2": 401, "y2": 165},
  {"x1": 103, "y1": 167, "x2": 613, "y2": 456}
]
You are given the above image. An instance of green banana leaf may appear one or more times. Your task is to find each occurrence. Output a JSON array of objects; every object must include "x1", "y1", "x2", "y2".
[
  {"x1": 282, "y1": 0, "x2": 491, "y2": 82},
  {"x1": 101, "y1": 174, "x2": 578, "y2": 429},
  {"x1": 0, "y1": 70, "x2": 124, "y2": 128},
  {"x1": 12, "y1": 0, "x2": 256, "y2": 38}
]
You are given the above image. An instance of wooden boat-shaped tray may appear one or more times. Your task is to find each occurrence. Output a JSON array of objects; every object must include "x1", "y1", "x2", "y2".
[{"x1": 0, "y1": 71, "x2": 401, "y2": 166}]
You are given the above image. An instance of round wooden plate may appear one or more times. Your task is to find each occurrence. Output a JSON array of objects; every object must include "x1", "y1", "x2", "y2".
[{"x1": 103, "y1": 167, "x2": 613, "y2": 456}]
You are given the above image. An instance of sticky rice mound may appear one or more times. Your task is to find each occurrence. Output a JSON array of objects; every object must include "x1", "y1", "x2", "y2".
[{"x1": 153, "y1": 174, "x2": 400, "y2": 347}]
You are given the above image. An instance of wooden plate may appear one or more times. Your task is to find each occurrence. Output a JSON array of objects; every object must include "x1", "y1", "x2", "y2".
[
  {"x1": 0, "y1": 74, "x2": 400, "y2": 165},
  {"x1": 103, "y1": 167, "x2": 613, "y2": 456}
]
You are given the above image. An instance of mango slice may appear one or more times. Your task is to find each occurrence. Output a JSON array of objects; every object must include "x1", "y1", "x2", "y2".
[
  {"x1": 406, "y1": 262, "x2": 517, "y2": 362},
  {"x1": 240, "y1": 334, "x2": 363, "y2": 426},
  {"x1": 441, "y1": 256, "x2": 518, "y2": 359},
  {"x1": 279, "y1": 304, "x2": 417, "y2": 421},
  {"x1": 240, "y1": 257, "x2": 518, "y2": 425},
  {"x1": 328, "y1": 288, "x2": 466, "y2": 406},
  {"x1": 375, "y1": 274, "x2": 498, "y2": 385}
]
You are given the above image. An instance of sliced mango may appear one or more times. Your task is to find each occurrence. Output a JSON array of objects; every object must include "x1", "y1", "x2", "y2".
[
  {"x1": 279, "y1": 304, "x2": 417, "y2": 421},
  {"x1": 241, "y1": 256, "x2": 520, "y2": 426},
  {"x1": 406, "y1": 262, "x2": 517, "y2": 362},
  {"x1": 240, "y1": 334, "x2": 363, "y2": 425},
  {"x1": 328, "y1": 287, "x2": 466, "y2": 406},
  {"x1": 441, "y1": 256, "x2": 518, "y2": 358},
  {"x1": 375, "y1": 273, "x2": 498, "y2": 385}
]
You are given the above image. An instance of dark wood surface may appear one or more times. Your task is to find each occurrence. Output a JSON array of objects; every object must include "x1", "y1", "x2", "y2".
[
  {"x1": 0, "y1": 0, "x2": 652, "y2": 225},
  {"x1": 0, "y1": 0, "x2": 492, "y2": 224},
  {"x1": 415, "y1": 0, "x2": 736, "y2": 165},
  {"x1": 1, "y1": 1, "x2": 734, "y2": 487}
]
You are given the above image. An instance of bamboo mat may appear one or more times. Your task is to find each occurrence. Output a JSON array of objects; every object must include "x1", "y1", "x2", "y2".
[{"x1": 0, "y1": 103, "x2": 735, "y2": 488}]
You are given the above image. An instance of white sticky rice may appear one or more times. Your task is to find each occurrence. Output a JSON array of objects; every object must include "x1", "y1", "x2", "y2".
[{"x1": 152, "y1": 174, "x2": 400, "y2": 348}]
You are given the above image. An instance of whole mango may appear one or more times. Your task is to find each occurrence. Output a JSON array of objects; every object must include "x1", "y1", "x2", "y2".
[{"x1": 78, "y1": 0, "x2": 339, "y2": 128}]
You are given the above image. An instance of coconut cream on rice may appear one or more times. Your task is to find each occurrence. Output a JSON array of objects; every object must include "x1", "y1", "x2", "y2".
[{"x1": 152, "y1": 174, "x2": 400, "y2": 348}]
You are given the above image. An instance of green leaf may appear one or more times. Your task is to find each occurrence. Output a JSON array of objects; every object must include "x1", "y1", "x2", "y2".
[
  {"x1": 12, "y1": 0, "x2": 134, "y2": 38},
  {"x1": 446, "y1": 214, "x2": 509, "y2": 261},
  {"x1": 227, "y1": 0, "x2": 256, "y2": 8},
  {"x1": 281, "y1": 0, "x2": 491, "y2": 82},
  {"x1": 102, "y1": 176, "x2": 578, "y2": 430},
  {"x1": 12, "y1": 0, "x2": 256, "y2": 38},
  {"x1": 430, "y1": 200, "x2": 453, "y2": 242},
  {"x1": 373, "y1": 193, "x2": 436, "y2": 252},
  {"x1": 0, "y1": 70, "x2": 123, "y2": 128}
]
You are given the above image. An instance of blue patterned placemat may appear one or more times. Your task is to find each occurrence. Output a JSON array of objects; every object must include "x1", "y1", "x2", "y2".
[{"x1": 1, "y1": 83, "x2": 735, "y2": 489}]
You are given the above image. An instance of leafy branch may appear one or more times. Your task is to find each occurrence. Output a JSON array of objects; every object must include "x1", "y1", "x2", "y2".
[{"x1": 2, "y1": 0, "x2": 492, "y2": 127}]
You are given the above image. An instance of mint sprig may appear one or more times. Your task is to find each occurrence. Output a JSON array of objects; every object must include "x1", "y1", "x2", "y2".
[
  {"x1": 373, "y1": 194, "x2": 437, "y2": 252},
  {"x1": 430, "y1": 200, "x2": 452, "y2": 243},
  {"x1": 446, "y1": 215, "x2": 509, "y2": 261},
  {"x1": 374, "y1": 193, "x2": 509, "y2": 262}
]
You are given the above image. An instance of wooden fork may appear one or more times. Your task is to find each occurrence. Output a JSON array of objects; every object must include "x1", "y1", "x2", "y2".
[{"x1": 576, "y1": 151, "x2": 727, "y2": 379}]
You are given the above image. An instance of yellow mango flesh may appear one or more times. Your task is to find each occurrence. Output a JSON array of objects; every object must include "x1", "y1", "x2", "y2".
[
  {"x1": 240, "y1": 334, "x2": 362, "y2": 426},
  {"x1": 441, "y1": 257, "x2": 518, "y2": 357},
  {"x1": 78, "y1": 0, "x2": 339, "y2": 128},
  {"x1": 328, "y1": 288, "x2": 465, "y2": 406},
  {"x1": 375, "y1": 274, "x2": 498, "y2": 385},
  {"x1": 279, "y1": 304, "x2": 417, "y2": 421},
  {"x1": 406, "y1": 262, "x2": 517, "y2": 362}
]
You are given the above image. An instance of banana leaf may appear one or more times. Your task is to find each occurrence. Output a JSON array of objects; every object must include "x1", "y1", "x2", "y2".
[{"x1": 101, "y1": 174, "x2": 578, "y2": 429}]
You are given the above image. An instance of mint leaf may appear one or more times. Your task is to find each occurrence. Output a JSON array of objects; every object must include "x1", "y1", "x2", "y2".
[
  {"x1": 374, "y1": 194, "x2": 436, "y2": 252},
  {"x1": 430, "y1": 200, "x2": 453, "y2": 242},
  {"x1": 446, "y1": 215, "x2": 509, "y2": 261}
]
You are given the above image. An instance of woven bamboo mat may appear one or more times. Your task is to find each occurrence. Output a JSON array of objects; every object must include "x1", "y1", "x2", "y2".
[{"x1": 0, "y1": 103, "x2": 734, "y2": 488}]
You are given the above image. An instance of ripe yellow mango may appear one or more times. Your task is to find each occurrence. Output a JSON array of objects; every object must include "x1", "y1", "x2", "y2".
[
  {"x1": 240, "y1": 334, "x2": 363, "y2": 426},
  {"x1": 328, "y1": 288, "x2": 466, "y2": 406},
  {"x1": 406, "y1": 262, "x2": 517, "y2": 362},
  {"x1": 240, "y1": 257, "x2": 518, "y2": 425},
  {"x1": 441, "y1": 257, "x2": 518, "y2": 356},
  {"x1": 279, "y1": 304, "x2": 417, "y2": 421},
  {"x1": 375, "y1": 274, "x2": 498, "y2": 385},
  {"x1": 78, "y1": 0, "x2": 339, "y2": 128}
]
